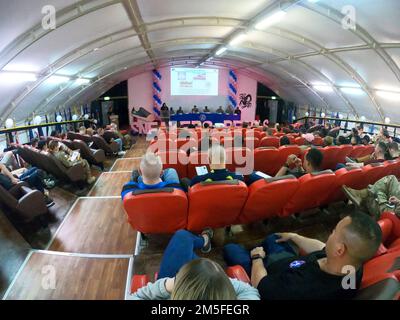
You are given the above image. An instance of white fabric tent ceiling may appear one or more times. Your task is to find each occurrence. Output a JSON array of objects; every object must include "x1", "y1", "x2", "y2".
[{"x1": 0, "y1": 0, "x2": 399, "y2": 124}]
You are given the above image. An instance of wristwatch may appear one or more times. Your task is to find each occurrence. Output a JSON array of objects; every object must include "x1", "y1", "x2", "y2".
[{"x1": 251, "y1": 254, "x2": 263, "y2": 261}]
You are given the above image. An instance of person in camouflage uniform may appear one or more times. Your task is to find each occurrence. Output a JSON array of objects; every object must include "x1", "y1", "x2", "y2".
[{"x1": 343, "y1": 175, "x2": 400, "y2": 220}]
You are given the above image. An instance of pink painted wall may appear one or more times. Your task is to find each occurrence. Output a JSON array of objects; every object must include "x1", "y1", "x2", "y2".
[{"x1": 128, "y1": 66, "x2": 258, "y2": 124}]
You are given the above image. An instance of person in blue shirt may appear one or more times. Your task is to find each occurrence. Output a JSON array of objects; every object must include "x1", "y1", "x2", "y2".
[
  {"x1": 189, "y1": 145, "x2": 244, "y2": 187},
  {"x1": 121, "y1": 152, "x2": 182, "y2": 199}
]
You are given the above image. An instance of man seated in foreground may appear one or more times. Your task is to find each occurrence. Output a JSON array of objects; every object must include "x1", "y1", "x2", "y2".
[
  {"x1": 121, "y1": 152, "x2": 182, "y2": 199},
  {"x1": 343, "y1": 175, "x2": 400, "y2": 219},
  {"x1": 131, "y1": 229, "x2": 259, "y2": 300},
  {"x1": 275, "y1": 148, "x2": 323, "y2": 178},
  {"x1": 224, "y1": 212, "x2": 381, "y2": 300},
  {"x1": 348, "y1": 142, "x2": 389, "y2": 167},
  {"x1": 188, "y1": 144, "x2": 244, "y2": 187}
]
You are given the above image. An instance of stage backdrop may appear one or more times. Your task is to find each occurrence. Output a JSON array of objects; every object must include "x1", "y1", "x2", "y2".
[{"x1": 128, "y1": 66, "x2": 257, "y2": 124}]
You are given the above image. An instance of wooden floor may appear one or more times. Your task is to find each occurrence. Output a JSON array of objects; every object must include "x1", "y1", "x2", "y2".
[
  {"x1": 5, "y1": 252, "x2": 130, "y2": 300},
  {"x1": 111, "y1": 158, "x2": 142, "y2": 172},
  {"x1": 89, "y1": 172, "x2": 132, "y2": 197},
  {"x1": 4, "y1": 137, "x2": 149, "y2": 300},
  {"x1": 48, "y1": 198, "x2": 136, "y2": 255}
]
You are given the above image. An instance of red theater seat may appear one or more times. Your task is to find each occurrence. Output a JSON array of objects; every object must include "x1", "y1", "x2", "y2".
[
  {"x1": 286, "y1": 135, "x2": 296, "y2": 145},
  {"x1": 381, "y1": 212, "x2": 400, "y2": 248},
  {"x1": 225, "y1": 265, "x2": 250, "y2": 284},
  {"x1": 123, "y1": 188, "x2": 188, "y2": 234},
  {"x1": 336, "y1": 145, "x2": 354, "y2": 164},
  {"x1": 148, "y1": 138, "x2": 173, "y2": 152},
  {"x1": 187, "y1": 151, "x2": 210, "y2": 179},
  {"x1": 282, "y1": 170, "x2": 337, "y2": 217},
  {"x1": 362, "y1": 163, "x2": 386, "y2": 186},
  {"x1": 320, "y1": 146, "x2": 341, "y2": 170},
  {"x1": 313, "y1": 137, "x2": 324, "y2": 146},
  {"x1": 360, "y1": 145, "x2": 375, "y2": 158},
  {"x1": 187, "y1": 180, "x2": 248, "y2": 231},
  {"x1": 326, "y1": 167, "x2": 365, "y2": 203},
  {"x1": 157, "y1": 150, "x2": 188, "y2": 179},
  {"x1": 361, "y1": 250, "x2": 400, "y2": 288},
  {"x1": 175, "y1": 138, "x2": 197, "y2": 152},
  {"x1": 254, "y1": 148, "x2": 280, "y2": 176},
  {"x1": 243, "y1": 137, "x2": 260, "y2": 149},
  {"x1": 239, "y1": 175, "x2": 299, "y2": 224},
  {"x1": 383, "y1": 160, "x2": 399, "y2": 177},
  {"x1": 226, "y1": 147, "x2": 252, "y2": 175},
  {"x1": 259, "y1": 137, "x2": 280, "y2": 148},
  {"x1": 349, "y1": 145, "x2": 366, "y2": 158},
  {"x1": 295, "y1": 137, "x2": 306, "y2": 146},
  {"x1": 131, "y1": 274, "x2": 150, "y2": 294}
]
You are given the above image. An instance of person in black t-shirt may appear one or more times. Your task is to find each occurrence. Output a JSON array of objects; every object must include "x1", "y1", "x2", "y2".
[{"x1": 224, "y1": 212, "x2": 381, "y2": 300}]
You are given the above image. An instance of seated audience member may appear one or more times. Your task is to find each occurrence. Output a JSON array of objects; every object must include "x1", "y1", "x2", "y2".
[
  {"x1": 361, "y1": 135, "x2": 371, "y2": 146},
  {"x1": 121, "y1": 152, "x2": 182, "y2": 199},
  {"x1": 188, "y1": 145, "x2": 244, "y2": 187},
  {"x1": 203, "y1": 122, "x2": 210, "y2": 129},
  {"x1": 50, "y1": 130, "x2": 60, "y2": 138},
  {"x1": 346, "y1": 142, "x2": 389, "y2": 168},
  {"x1": 343, "y1": 175, "x2": 400, "y2": 219},
  {"x1": 110, "y1": 123, "x2": 132, "y2": 150},
  {"x1": 323, "y1": 136, "x2": 334, "y2": 147},
  {"x1": 30, "y1": 138, "x2": 39, "y2": 149},
  {"x1": 47, "y1": 140, "x2": 95, "y2": 184},
  {"x1": 264, "y1": 128, "x2": 274, "y2": 137},
  {"x1": 388, "y1": 142, "x2": 399, "y2": 159},
  {"x1": 377, "y1": 127, "x2": 392, "y2": 144},
  {"x1": 192, "y1": 105, "x2": 199, "y2": 113},
  {"x1": 132, "y1": 229, "x2": 259, "y2": 300},
  {"x1": 275, "y1": 148, "x2": 323, "y2": 178},
  {"x1": 176, "y1": 106, "x2": 184, "y2": 114},
  {"x1": 97, "y1": 126, "x2": 125, "y2": 156},
  {"x1": 0, "y1": 150, "x2": 19, "y2": 171},
  {"x1": 78, "y1": 126, "x2": 87, "y2": 135},
  {"x1": 300, "y1": 133, "x2": 315, "y2": 148},
  {"x1": 234, "y1": 107, "x2": 241, "y2": 115},
  {"x1": 0, "y1": 163, "x2": 54, "y2": 207},
  {"x1": 280, "y1": 136, "x2": 290, "y2": 146},
  {"x1": 216, "y1": 106, "x2": 224, "y2": 114},
  {"x1": 224, "y1": 213, "x2": 381, "y2": 300},
  {"x1": 86, "y1": 127, "x2": 94, "y2": 137},
  {"x1": 37, "y1": 140, "x2": 48, "y2": 152},
  {"x1": 336, "y1": 135, "x2": 348, "y2": 146},
  {"x1": 357, "y1": 126, "x2": 365, "y2": 139},
  {"x1": 242, "y1": 122, "x2": 249, "y2": 129},
  {"x1": 203, "y1": 106, "x2": 210, "y2": 113}
]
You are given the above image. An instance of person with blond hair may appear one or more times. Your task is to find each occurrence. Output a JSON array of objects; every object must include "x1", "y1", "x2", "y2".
[
  {"x1": 121, "y1": 152, "x2": 182, "y2": 199},
  {"x1": 131, "y1": 229, "x2": 260, "y2": 300},
  {"x1": 189, "y1": 144, "x2": 244, "y2": 187}
]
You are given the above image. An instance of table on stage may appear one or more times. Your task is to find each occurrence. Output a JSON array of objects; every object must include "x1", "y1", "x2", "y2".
[{"x1": 170, "y1": 112, "x2": 240, "y2": 123}]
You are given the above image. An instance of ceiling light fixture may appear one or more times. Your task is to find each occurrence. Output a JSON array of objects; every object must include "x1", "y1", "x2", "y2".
[
  {"x1": 313, "y1": 84, "x2": 334, "y2": 93},
  {"x1": 376, "y1": 90, "x2": 400, "y2": 101},
  {"x1": 255, "y1": 10, "x2": 286, "y2": 30},
  {"x1": 229, "y1": 33, "x2": 247, "y2": 46},
  {"x1": 215, "y1": 47, "x2": 227, "y2": 56},
  {"x1": 0, "y1": 71, "x2": 37, "y2": 82}
]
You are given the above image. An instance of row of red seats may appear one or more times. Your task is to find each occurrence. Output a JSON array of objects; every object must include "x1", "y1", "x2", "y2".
[
  {"x1": 150, "y1": 134, "x2": 324, "y2": 149},
  {"x1": 148, "y1": 144, "x2": 376, "y2": 178},
  {"x1": 123, "y1": 160, "x2": 400, "y2": 234},
  {"x1": 130, "y1": 214, "x2": 400, "y2": 299}
]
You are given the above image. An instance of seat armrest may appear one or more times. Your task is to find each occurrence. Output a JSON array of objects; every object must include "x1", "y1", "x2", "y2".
[
  {"x1": 131, "y1": 275, "x2": 150, "y2": 294},
  {"x1": 16, "y1": 189, "x2": 47, "y2": 219},
  {"x1": 225, "y1": 266, "x2": 250, "y2": 284},
  {"x1": 9, "y1": 181, "x2": 29, "y2": 197}
]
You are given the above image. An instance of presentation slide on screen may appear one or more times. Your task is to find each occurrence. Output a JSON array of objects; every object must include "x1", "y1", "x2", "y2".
[{"x1": 171, "y1": 68, "x2": 219, "y2": 96}]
